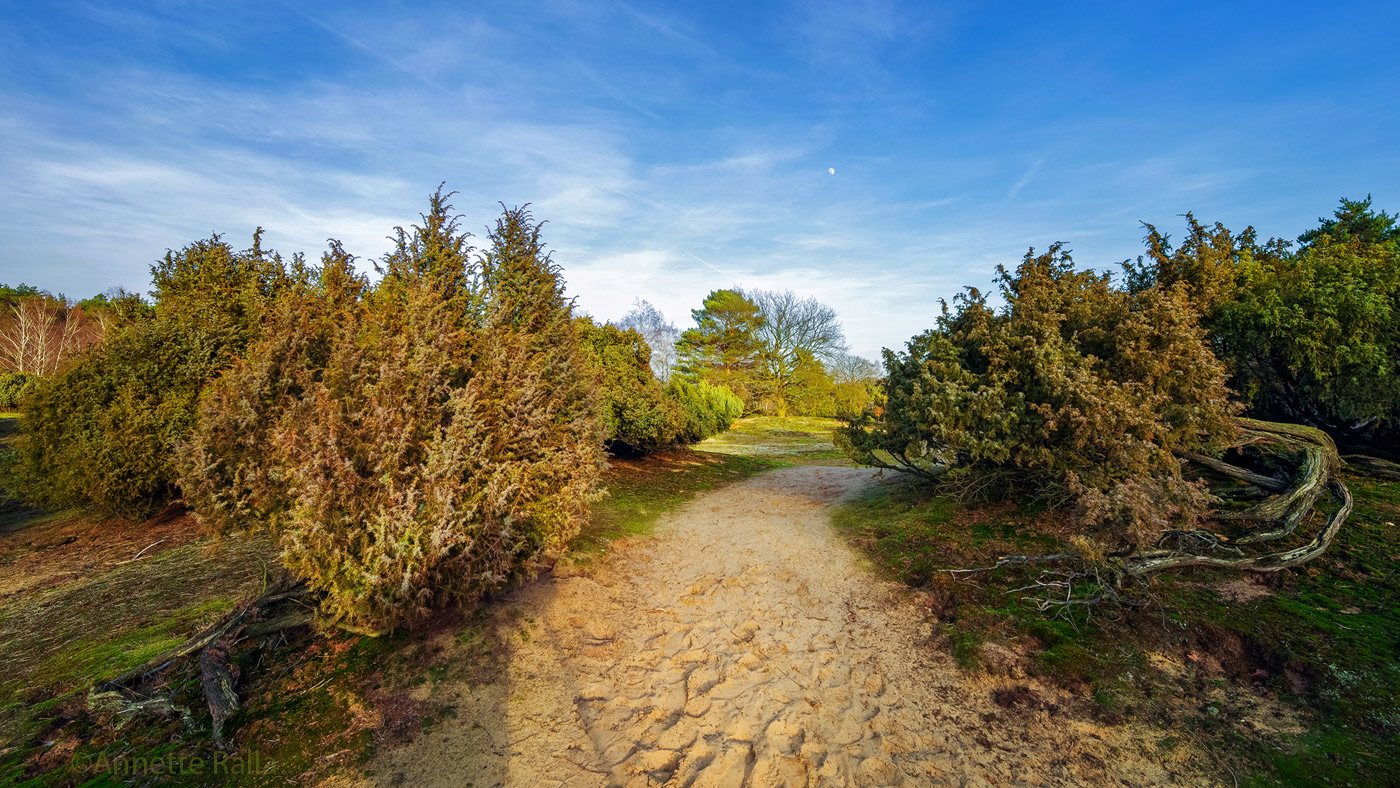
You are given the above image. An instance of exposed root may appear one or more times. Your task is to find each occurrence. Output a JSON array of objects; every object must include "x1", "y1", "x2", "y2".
[
  {"x1": 1344, "y1": 454, "x2": 1400, "y2": 481},
  {"x1": 950, "y1": 417, "x2": 1354, "y2": 608},
  {"x1": 1124, "y1": 481, "x2": 1352, "y2": 575},
  {"x1": 1176, "y1": 450, "x2": 1288, "y2": 492}
]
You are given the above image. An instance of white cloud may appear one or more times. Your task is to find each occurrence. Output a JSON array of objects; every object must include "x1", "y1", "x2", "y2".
[{"x1": 4, "y1": 0, "x2": 1391, "y2": 362}]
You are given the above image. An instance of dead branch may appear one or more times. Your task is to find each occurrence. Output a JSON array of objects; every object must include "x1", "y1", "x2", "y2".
[
  {"x1": 945, "y1": 553, "x2": 1075, "y2": 575},
  {"x1": 945, "y1": 417, "x2": 1354, "y2": 610},
  {"x1": 1343, "y1": 454, "x2": 1400, "y2": 481},
  {"x1": 199, "y1": 637, "x2": 240, "y2": 750},
  {"x1": 1126, "y1": 480, "x2": 1351, "y2": 573},
  {"x1": 88, "y1": 581, "x2": 316, "y2": 745},
  {"x1": 1175, "y1": 450, "x2": 1288, "y2": 492}
]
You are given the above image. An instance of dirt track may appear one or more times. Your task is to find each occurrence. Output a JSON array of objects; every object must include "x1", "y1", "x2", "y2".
[{"x1": 358, "y1": 466, "x2": 1213, "y2": 787}]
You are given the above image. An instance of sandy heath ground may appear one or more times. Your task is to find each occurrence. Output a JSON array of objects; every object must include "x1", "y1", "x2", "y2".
[{"x1": 349, "y1": 466, "x2": 1215, "y2": 787}]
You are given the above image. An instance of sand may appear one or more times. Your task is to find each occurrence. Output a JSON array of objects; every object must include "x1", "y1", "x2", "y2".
[{"x1": 353, "y1": 466, "x2": 1216, "y2": 787}]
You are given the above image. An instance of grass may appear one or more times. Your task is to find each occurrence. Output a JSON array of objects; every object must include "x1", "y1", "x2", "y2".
[
  {"x1": 0, "y1": 527, "x2": 277, "y2": 786},
  {"x1": 0, "y1": 430, "x2": 782, "y2": 785},
  {"x1": 832, "y1": 473, "x2": 1400, "y2": 787},
  {"x1": 693, "y1": 415, "x2": 851, "y2": 465},
  {"x1": 574, "y1": 448, "x2": 781, "y2": 554}
]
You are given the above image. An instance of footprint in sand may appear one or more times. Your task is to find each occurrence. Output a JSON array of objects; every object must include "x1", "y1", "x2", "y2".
[{"x1": 358, "y1": 467, "x2": 1225, "y2": 788}]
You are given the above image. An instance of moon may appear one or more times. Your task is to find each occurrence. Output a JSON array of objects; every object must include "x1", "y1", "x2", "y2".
[{"x1": 828, "y1": 167, "x2": 836, "y2": 175}]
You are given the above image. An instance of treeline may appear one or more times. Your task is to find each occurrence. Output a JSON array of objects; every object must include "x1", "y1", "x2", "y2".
[
  {"x1": 573, "y1": 279, "x2": 882, "y2": 453},
  {"x1": 671, "y1": 288, "x2": 880, "y2": 418},
  {"x1": 0, "y1": 285, "x2": 134, "y2": 407},
  {"x1": 842, "y1": 196, "x2": 1398, "y2": 582},
  {"x1": 0, "y1": 190, "x2": 738, "y2": 630}
]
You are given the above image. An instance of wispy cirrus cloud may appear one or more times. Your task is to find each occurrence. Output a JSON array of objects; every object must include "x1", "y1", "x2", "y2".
[{"x1": 1, "y1": 0, "x2": 1397, "y2": 360}]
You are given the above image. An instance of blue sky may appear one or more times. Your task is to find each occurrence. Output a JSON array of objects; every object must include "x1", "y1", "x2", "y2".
[{"x1": 2, "y1": 1, "x2": 1397, "y2": 360}]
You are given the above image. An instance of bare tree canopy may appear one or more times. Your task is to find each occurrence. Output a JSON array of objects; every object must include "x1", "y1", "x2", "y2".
[
  {"x1": 828, "y1": 352, "x2": 881, "y2": 385},
  {"x1": 617, "y1": 299, "x2": 680, "y2": 382},
  {"x1": 743, "y1": 289, "x2": 847, "y2": 401},
  {"x1": 0, "y1": 295, "x2": 103, "y2": 375}
]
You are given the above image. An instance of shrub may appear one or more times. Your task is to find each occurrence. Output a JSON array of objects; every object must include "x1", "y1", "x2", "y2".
[
  {"x1": 3, "y1": 235, "x2": 285, "y2": 519},
  {"x1": 180, "y1": 195, "x2": 603, "y2": 632},
  {"x1": 1216, "y1": 233, "x2": 1400, "y2": 446},
  {"x1": 7, "y1": 317, "x2": 234, "y2": 518},
  {"x1": 578, "y1": 319, "x2": 682, "y2": 456},
  {"x1": 668, "y1": 379, "x2": 743, "y2": 443},
  {"x1": 1131, "y1": 202, "x2": 1400, "y2": 450},
  {"x1": 580, "y1": 318, "x2": 744, "y2": 455},
  {"x1": 832, "y1": 380, "x2": 877, "y2": 418},
  {"x1": 0, "y1": 370, "x2": 38, "y2": 409},
  {"x1": 838, "y1": 244, "x2": 1238, "y2": 553},
  {"x1": 176, "y1": 243, "x2": 363, "y2": 535}
]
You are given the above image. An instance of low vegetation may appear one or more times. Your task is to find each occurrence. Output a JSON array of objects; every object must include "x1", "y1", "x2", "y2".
[
  {"x1": 0, "y1": 415, "x2": 772, "y2": 785},
  {"x1": 179, "y1": 198, "x2": 603, "y2": 633},
  {"x1": 1130, "y1": 198, "x2": 1400, "y2": 452},
  {"x1": 4, "y1": 237, "x2": 281, "y2": 520},
  {"x1": 831, "y1": 197, "x2": 1400, "y2": 786},
  {"x1": 832, "y1": 471, "x2": 1400, "y2": 786},
  {"x1": 578, "y1": 320, "x2": 743, "y2": 456},
  {"x1": 695, "y1": 415, "x2": 851, "y2": 465},
  {"x1": 0, "y1": 191, "x2": 1396, "y2": 785},
  {"x1": 0, "y1": 372, "x2": 38, "y2": 410}
]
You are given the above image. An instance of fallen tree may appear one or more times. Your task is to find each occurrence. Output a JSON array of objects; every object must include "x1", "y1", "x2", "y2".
[{"x1": 1343, "y1": 453, "x2": 1400, "y2": 481}]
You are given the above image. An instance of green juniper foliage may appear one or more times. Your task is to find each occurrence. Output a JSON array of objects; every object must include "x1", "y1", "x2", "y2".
[
  {"x1": 839, "y1": 244, "x2": 1239, "y2": 553},
  {"x1": 666, "y1": 379, "x2": 743, "y2": 443},
  {"x1": 0, "y1": 370, "x2": 38, "y2": 409},
  {"x1": 579, "y1": 318, "x2": 744, "y2": 456},
  {"x1": 179, "y1": 192, "x2": 604, "y2": 631},
  {"x1": 1130, "y1": 199, "x2": 1400, "y2": 450},
  {"x1": 3, "y1": 234, "x2": 287, "y2": 519},
  {"x1": 579, "y1": 319, "x2": 682, "y2": 456}
]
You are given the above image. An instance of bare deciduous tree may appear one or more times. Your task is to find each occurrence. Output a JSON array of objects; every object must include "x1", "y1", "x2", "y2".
[
  {"x1": 743, "y1": 288, "x2": 847, "y2": 410},
  {"x1": 617, "y1": 298, "x2": 680, "y2": 382},
  {"x1": 0, "y1": 296, "x2": 99, "y2": 375},
  {"x1": 828, "y1": 352, "x2": 880, "y2": 385}
]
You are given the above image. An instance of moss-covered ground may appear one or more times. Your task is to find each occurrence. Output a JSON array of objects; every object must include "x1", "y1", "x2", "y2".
[{"x1": 832, "y1": 473, "x2": 1400, "y2": 787}]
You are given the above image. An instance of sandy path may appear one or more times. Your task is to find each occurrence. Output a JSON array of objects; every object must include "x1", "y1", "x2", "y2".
[{"x1": 360, "y1": 467, "x2": 1212, "y2": 787}]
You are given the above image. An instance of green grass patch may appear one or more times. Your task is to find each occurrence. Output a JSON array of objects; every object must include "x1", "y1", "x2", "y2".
[
  {"x1": 32, "y1": 598, "x2": 236, "y2": 689},
  {"x1": 693, "y1": 416, "x2": 850, "y2": 465},
  {"x1": 831, "y1": 478, "x2": 1060, "y2": 586},
  {"x1": 574, "y1": 448, "x2": 780, "y2": 554},
  {"x1": 832, "y1": 471, "x2": 1400, "y2": 786}
]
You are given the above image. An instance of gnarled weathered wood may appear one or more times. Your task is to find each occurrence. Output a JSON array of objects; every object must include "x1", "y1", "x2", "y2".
[
  {"x1": 1176, "y1": 449, "x2": 1289, "y2": 492},
  {"x1": 199, "y1": 640, "x2": 240, "y2": 749},
  {"x1": 958, "y1": 417, "x2": 1354, "y2": 607},
  {"x1": 88, "y1": 581, "x2": 314, "y2": 745},
  {"x1": 1344, "y1": 454, "x2": 1400, "y2": 481}
]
